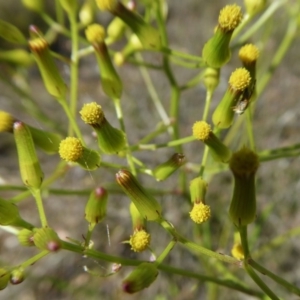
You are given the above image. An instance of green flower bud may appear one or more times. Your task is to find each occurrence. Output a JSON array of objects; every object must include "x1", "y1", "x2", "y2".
[
  {"x1": 21, "y1": 0, "x2": 44, "y2": 13},
  {"x1": 59, "y1": 137, "x2": 101, "y2": 170},
  {"x1": 116, "y1": 170, "x2": 162, "y2": 221},
  {"x1": 192, "y1": 121, "x2": 232, "y2": 163},
  {"x1": 13, "y1": 121, "x2": 44, "y2": 190},
  {"x1": 212, "y1": 68, "x2": 251, "y2": 128},
  {"x1": 153, "y1": 153, "x2": 185, "y2": 181},
  {"x1": 85, "y1": 187, "x2": 108, "y2": 224},
  {"x1": 0, "y1": 268, "x2": 10, "y2": 290},
  {"x1": 106, "y1": 17, "x2": 126, "y2": 44},
  {"x1": 229, "y1": 147, "x2": 259, "y2": 227},
  {"x1": 28, "y1": 26, "x2": 67, "y2": 99},
  {"x1": 79, "y1": 0, "x2": 95, "y2": 25},
  {"x1": 0, "y1": 198, "x2": 34, "y2": 229},
  {"x1": 0, "y1": 49, "x2": 33, "y2": 67},
  {"x1": 0, "y1": 110, "x2": 14, "y2": 132},
  {"x1": 202, "y1": 5, "x2": 242, "y2": 68},
  {"x1": 10, "y1": 268, "x2": 25, "y2": 285},
  {"x1": 129, "y1": 229, "x2": 151, "y2": 252},
  {"x1": 203, "y1": 67, "x2": 220, "y2": 93},
  {"x1": 244, "y1": 0, "x2": 267, "y2": 17},
  {"x1": 85, "y1": 24, "x2": 123, "y2": 99},
  {"x1": 96, "y1": 1, "x2": 161, "y2": 50},
  {"x1": 18, "y1": 229, "x2": 35, "y2": 246},
  {"x1": 0, "y1": 19, "x2": 27, "y2": 44},
  {"x1": 33, "y1": 227, "x2": 62, "y2": 251},
  {"x1": 189, "y1": 177, "x2": 207, "y2": 204},
  {"x1": 122, "y1": 262, "x2": 158, "y2": 293},
  {"x1": 129, "y1": 202, "x2": 145, "y2": 231},
  {"x1": 80, "y1": 102, "x2": 126, "y2": 154}
]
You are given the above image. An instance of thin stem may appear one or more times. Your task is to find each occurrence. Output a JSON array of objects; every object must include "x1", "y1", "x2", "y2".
[
  {"x1": 244, "y1": 263, "x2": 280, "y2": 300},
  {"x1": 84, "y1": 223, "x2": 96, "y2": 248},
  {"x1": 31, "y1": 188, "x2": 48, "y2": 227},
  {"x1": 20, "y1": 250, "x2": 50, "y2": 269}
]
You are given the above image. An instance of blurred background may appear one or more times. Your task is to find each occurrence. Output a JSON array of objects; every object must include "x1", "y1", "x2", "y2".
[{"x1": 0, "y1": 0, "x2": 300, "y2": 299}]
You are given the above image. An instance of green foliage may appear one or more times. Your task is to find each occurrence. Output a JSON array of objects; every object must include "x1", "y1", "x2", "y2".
[{"x1": 0, "y1": 0, "x2": 300, "y2": 299}]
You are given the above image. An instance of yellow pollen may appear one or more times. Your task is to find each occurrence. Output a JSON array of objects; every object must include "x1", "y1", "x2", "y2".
[
  {"x1": 189, "y1": 202, "x2": 211, "y2": 224},
  {"x1": 218, "y1": 4, "x2": 243, "y2": 32},
  {"x1": 229, "y1": 68, "x2": 251, "y2": 91},
  {"x1": 85, "y1": 24, "x2": 106, "y2": 44},
  {"x1": 239, "y1": 44, "x2": 259, "y2": 64},
  {"x1": 59, "y1": 137, "x2": 83, "y2": 162},
  {"x1": 129, "y1": 230, "x2": 151, "y2": 252},
  {"x1": 192, "y1": 121, "x2": 211, "y2": 141},
  {"x1": 80, "y1": 102, "x2": 104, "y2": 125}
]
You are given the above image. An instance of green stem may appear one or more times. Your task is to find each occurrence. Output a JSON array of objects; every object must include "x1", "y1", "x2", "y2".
[
  {"x1": 20, "y1": 250, "x2": 50, "y2": 269},
  {"x1": 113, "y1": 98, "x2": 136, "y2": 175},
  {"x1": 249, "y1": 258, "x2": 300, "y2": 296},
  {"x1": 31, "y1": 188, "x2": 48, "y2": 227},
  {"x1": 84, "y1": 223, "x2": 96, "y2": 248},
  {"x1": 239, "y1": 225, "x2": 250, "y2": 258},
  {"x1": 258, "y1": 143, "x2": 300, "y2": 162},
  {"x1": 244, "y1": 263, "x2": 280, "y2": 300}
]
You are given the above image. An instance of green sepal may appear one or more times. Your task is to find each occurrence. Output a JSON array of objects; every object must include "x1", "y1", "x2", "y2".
[
  {"x1": 94, "y1": 118, "x2": 126, "y2": 154},
  {"x1": 229, "y1": 173, "x2": 256, "y2": 227},
  {"x1": 202, "y1": 28, "x2": 232, "y2": 68},
  {"x1": 76, "y1": 147, "x2": 101, "y2": 170},
  {"x1": 189, "y1": 177, "x2": 207, "y2": 204}
]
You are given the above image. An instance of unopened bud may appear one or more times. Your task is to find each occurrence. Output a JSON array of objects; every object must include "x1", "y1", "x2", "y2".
[
  {"x1": 10, "y1": 268, "x2": 25, "y2": 285},
  {"x1": 192, "y1": 121, "x2": 232, "y2": 162},
  {"x1": 153, "y1": 153, "x2": 185, "y2": 181},
  {"x1": 122, "y1": 262, "x2": 158, "y2": 293},
  {"x1": 13, "y1": 121, "x2": 44, "y2": 189},
  {"x1": 33, "y1": 227, "x2": 62, "y2": 251},
  {"x1": 0, "y1": 269, "x2": 10, "y2": 290},
  {"x1": 116, "y1": 170, "x2": 162, "y2": 221},
  {"x1": 18, "y1": 229, "x2": 35, "y2": 246},
  {"x1": 85, "y1": 187, "x2": 108, "y2": 224},
  {"x1": 22, "y1": 0, "x2": 44, "y2": 13}
]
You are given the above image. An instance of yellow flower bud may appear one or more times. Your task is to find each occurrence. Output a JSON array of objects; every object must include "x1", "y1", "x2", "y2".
[
  {"x1": 80, "y1": 102, "x2": 126, "y2": 154},
  {"x1": 192, "y1": 121, "x2": 232, "y2": 162},
  {"x1": 202, "y1": 5, "x2": 242, "y2": 68},
  {"x1": 0, "y1": 110, "x2": 14, "y2": 132},
  {"x1": 212, "y1": 68, "x2": 251, "y2": 128},
  {"x1": 244, "y1": 0, "x2": 267, "y2": 17},
  {"x1": 203, "y1": 67, "x2": 220, "y2": 93},
  {"x1": 189, "y1": 202, "x2": 211, "y2": 224},
  {"x1": 59, "y1": 137, "x2": 101, "y2": 170},
  {"x1": 79, "y1": 0, "x2": 95, "y2": 25},
  {"x1": 129, "y1": 229, "x2": 151, "y2": 252}
]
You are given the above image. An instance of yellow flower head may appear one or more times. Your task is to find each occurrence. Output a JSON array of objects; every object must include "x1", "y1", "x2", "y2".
[
  {"x1": 229, "y1": 68, "x2": 251, "y2": 91},
  {"x1": 28, "y1": 37, "x2": 48, "y2": 53},
  {"x1": 85, "y1": 24, "x2": 106, "y2": 45},
  {"x1": 189, "y1": 202, "x2": 211, "y2": 224},
  {"x1": 192, "y1": 121, "x2": 211, "y2": 141},
  {"x1": 129, "y1": 229, "x2": 151, "y2": 252},
  {"x1": 80, "y1": 102, "x2": 105, "y2": 125},
  {"x1": 0, "y1": 111, "x2": 14, "y2": 132},
  {"x1": 219, "y1": 4, "x2": 243, "y2": 32},
  {"x1": 59, "y1": 137, "x2": 83, "y2": 162},
  {"x1": 239, "y1": 44, "x2": 259, "y2": 65}
]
